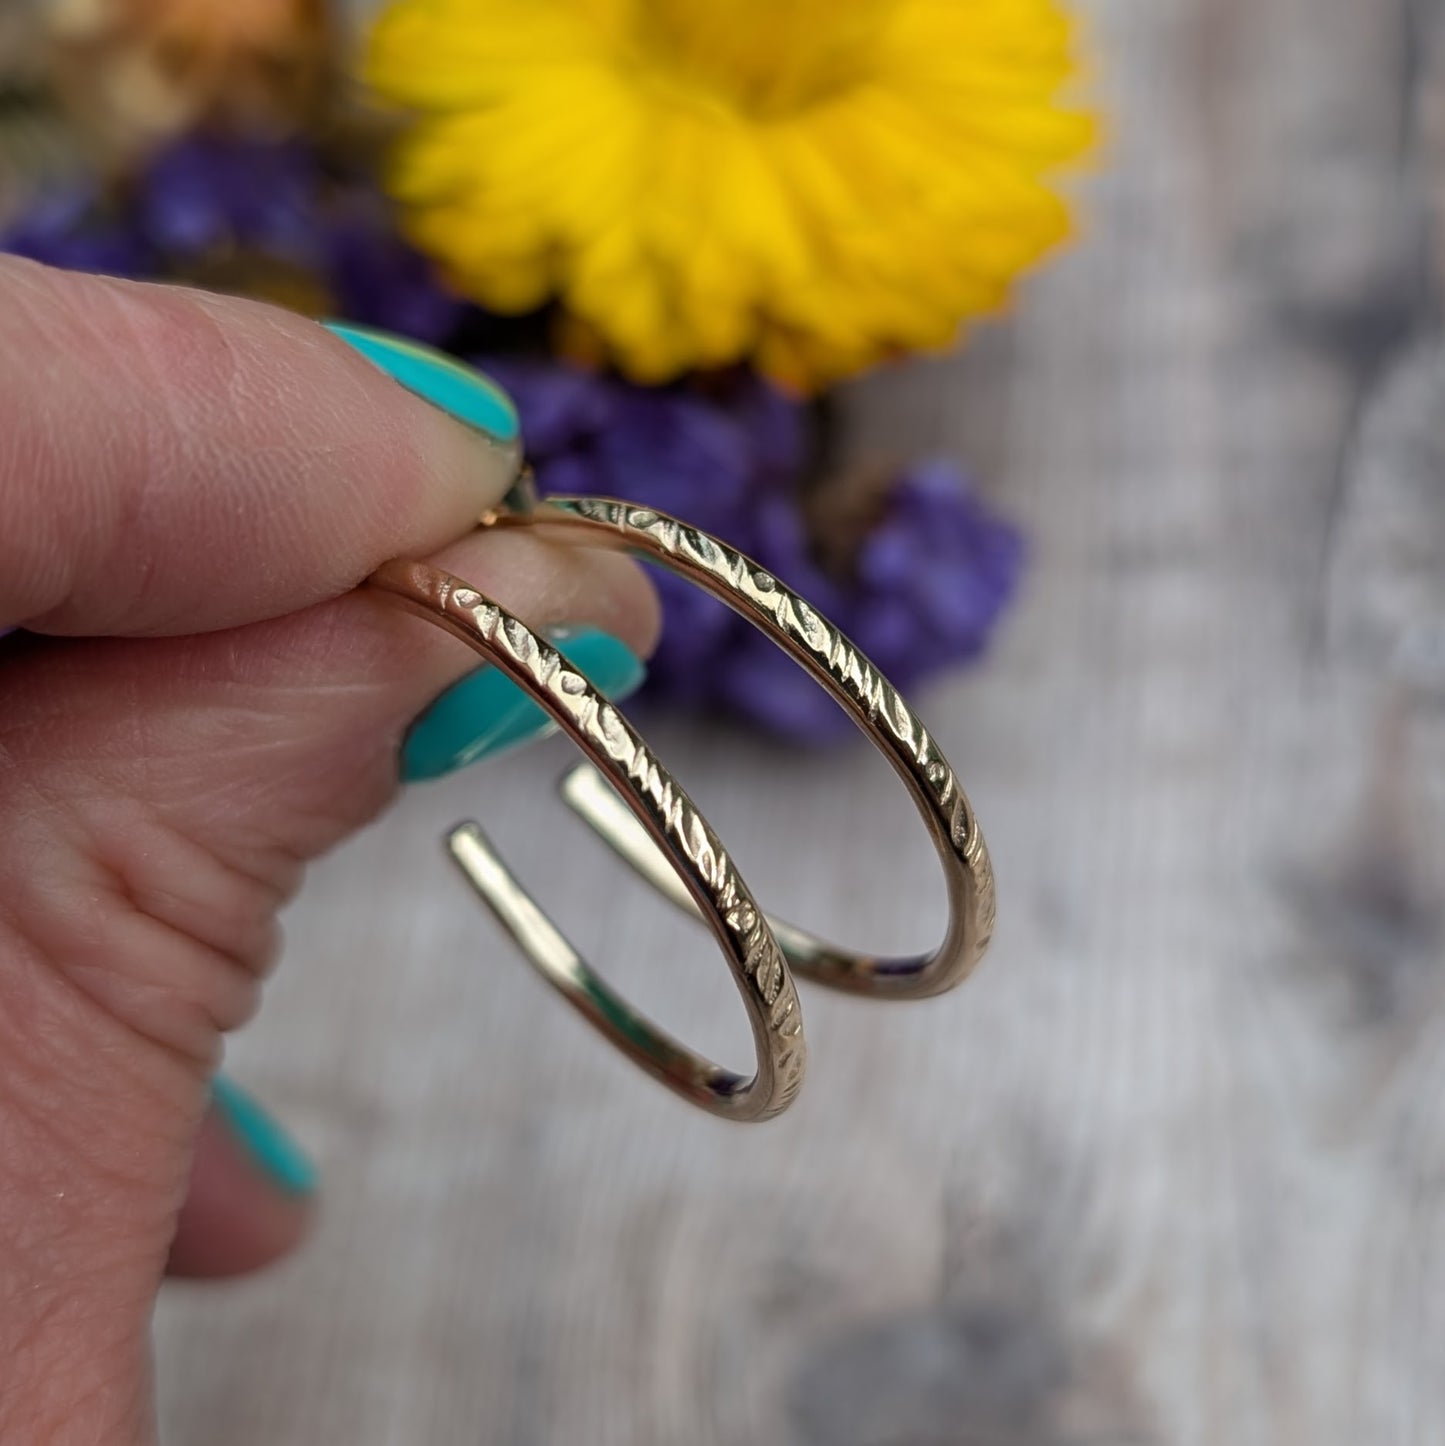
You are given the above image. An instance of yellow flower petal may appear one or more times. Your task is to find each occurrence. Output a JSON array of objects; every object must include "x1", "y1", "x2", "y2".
[{"x1": 367, "y1": 0, "x2": 1094, "y2": 389}]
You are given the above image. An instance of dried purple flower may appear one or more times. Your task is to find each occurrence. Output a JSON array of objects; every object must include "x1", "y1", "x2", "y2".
[
  {"x1": 0, "y1": 187, "x2": 149, "y2": 275},
  {"x1": 137, "y1": 134, "x2": 319, "y2": 260},
  {"x1": 324, "y1": 195, "x2": 462, "y2": 345},
  {"x1": 722, "y1": 462, "x2": 1026, "y2": 740},
  {"x1": 3, "y1": 133, "x2": 462, "y2": 346},
  {"x1": 486, "y1": 359, "x2": 1024, "y2": 743}
]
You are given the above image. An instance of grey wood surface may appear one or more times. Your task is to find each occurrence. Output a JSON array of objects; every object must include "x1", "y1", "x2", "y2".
[{"x1": 155, "y1": 0, "x2": 1445, "y2": 1440}]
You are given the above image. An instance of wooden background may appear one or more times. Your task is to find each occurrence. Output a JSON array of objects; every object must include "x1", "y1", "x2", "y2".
[{"x1": 155, "y1": 0, "x2": 1445, "y2": 1440}]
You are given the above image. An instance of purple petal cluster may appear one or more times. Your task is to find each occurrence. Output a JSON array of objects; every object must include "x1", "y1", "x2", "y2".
[
  {"x1": 0, "y1": 188, "x2": 151, "y2": 276},
  {"x1": 484, "y1": 360, "x2": 1024, "y2": 742},
  {"x1": 139, "y1": 135, "x2": 320, "y2": 261},
  {"x1": 1, "y1": 135, "x2": 462, "y2": 344},
  {"x1": 324, "y1": 193, "x2": 463, "y2": 343}
]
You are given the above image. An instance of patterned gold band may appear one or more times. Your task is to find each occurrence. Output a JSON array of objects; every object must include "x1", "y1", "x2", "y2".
[
  {"x1": 368, "y1": 492, "x2": 993, "y2": 1119},
  {"x1": 366, "y1": 558, "x2": 806, "y2": 1122},
  {"x1": 494, "y1": 495, "x2": 996, "y2": 1000}
]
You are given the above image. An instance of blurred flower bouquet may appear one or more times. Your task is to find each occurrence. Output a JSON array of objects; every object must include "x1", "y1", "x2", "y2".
[{"x1": 0, "y1": 0, "x2": 1091, "y2": 744}]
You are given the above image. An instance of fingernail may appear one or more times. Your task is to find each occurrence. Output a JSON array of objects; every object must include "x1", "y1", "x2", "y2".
[
  {"x1": 211, "y1": 1074, "x2": 318, "y2": 1197},
  {"x1": 401, "y1": 627, "x2": 647, "y2": 782},
  {"x1": 321, "y1": 322, "x2": 520, "y2": 446}
]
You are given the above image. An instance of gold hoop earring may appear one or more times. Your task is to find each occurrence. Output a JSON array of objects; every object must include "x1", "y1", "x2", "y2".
[
  {"x1": 365, "y1": 559, "x2": 806, "y2": 1122},
  {"x1": 485, "y1": 485, "x2": 996, "y2": 1001}
]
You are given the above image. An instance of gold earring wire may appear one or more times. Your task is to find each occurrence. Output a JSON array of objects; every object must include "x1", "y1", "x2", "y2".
[
  {"x1": 365, "y1": 559, "x2": 806, "y2": 1122},
  {"x1": 487, "y1": 495, "x2": 997, "y2": 999}
]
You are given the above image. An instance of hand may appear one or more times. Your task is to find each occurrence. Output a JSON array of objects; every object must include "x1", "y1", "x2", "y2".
[{"x1": 0, "y1": 256, "x2": 659, "y2": 1443}]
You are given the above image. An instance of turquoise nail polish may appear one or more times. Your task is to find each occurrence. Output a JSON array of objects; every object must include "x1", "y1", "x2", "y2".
[
  {"x1": 402, "y1": 628, "x2": 646, "y2": 782},
  {"x1": 211, "y1": 1075, "x2": 318, "y2": 1197},
  {"x1": 322, "y1": 321, "x2": 519, "y2": 443}
]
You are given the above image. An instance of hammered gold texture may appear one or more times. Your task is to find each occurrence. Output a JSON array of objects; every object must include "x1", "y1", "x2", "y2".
[
  {"x1": 501, "y1": 495, "x2": 996, "y2": 998},
  {"x1": 366, "y1": 558, "x2": 806, "y2": 1121}
]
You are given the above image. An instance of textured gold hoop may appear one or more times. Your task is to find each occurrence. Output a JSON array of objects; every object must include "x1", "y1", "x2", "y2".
[
  {"x1": 366, "y1": 559, "x2": 805, "y2": 1121},
  {"x1": 489, "y1": 494, "x2": 997, "y2": 999}
]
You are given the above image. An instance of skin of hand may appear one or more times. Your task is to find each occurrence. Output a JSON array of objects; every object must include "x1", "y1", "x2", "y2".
[{"x1": 0, "y1": 255, "x2": 660, "y2": 1443}]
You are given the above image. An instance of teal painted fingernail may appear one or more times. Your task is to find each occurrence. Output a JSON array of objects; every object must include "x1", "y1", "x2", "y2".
[
  {"x1": 322, "y1": 321, "x2": 519, "y2": 444},
  {"x1": 401, "y1": 628, "x2": 646, "y2": 783},
  {"x1": 211, "y1": 1075, "x2": 317, "y2": 1197}
]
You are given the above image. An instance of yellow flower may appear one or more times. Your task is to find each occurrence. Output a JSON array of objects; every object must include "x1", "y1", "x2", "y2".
[{"x1": 367, "y1": 0, "x2": 1093, "y2": 391}]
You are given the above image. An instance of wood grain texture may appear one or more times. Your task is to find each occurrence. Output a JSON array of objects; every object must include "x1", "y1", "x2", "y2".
[{"x1": 155, "y1": 1, "x2": 1445, "y2": 1440}]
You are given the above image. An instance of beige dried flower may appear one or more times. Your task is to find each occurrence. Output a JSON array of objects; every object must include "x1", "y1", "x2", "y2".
[{"x1": 44, "y1": 0, "x2": 334, "y2": 166}]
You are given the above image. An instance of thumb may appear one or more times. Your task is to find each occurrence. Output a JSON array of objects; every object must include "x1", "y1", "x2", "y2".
[{"x1": 0, "y1": 254, "x2": 518, "y2": 636}]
